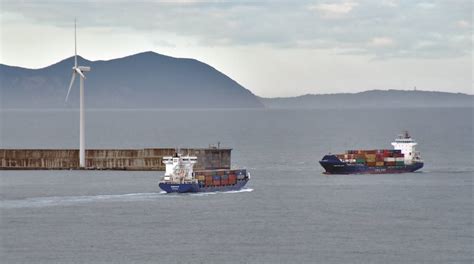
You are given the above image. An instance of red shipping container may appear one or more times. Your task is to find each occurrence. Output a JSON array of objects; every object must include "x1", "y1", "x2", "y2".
[
  {"x1": 205, "y1": 175, "x2": 213, "y2": 186},
  {"x1": 229, "y1": 174, "x2": 237, "y2": 184},
  {"x1": 213, "y1": 180, "x2": 221, "y2": 186}
]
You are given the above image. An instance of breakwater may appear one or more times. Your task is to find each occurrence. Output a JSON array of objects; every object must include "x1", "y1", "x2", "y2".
[{"x1": 0, "y1": 148, "x2": 231, "y2": 171}]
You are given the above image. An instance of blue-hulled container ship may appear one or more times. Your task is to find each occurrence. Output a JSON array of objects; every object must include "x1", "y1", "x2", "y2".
[
  {"x1": 319, "y1": 131, "x2": 424, "y2": 174},
  {"x1": 158, "y1": 153, "x2": 249, "y2": 193}
]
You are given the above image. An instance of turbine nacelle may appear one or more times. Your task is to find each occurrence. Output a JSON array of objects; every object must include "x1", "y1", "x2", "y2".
[
  {"x1": 66, "y1": 65, "x2": 90, "y2": 102},
  {"x1": 75, "y1": 66, "x2": 91, "y2": 72},
  {"x1": 73, "y1": 67, "x2": 85, "y2": 79}
]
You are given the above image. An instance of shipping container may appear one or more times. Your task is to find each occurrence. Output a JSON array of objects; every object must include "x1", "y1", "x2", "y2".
[
  {"x1": 205, "y1": 175, "x2": 213, "y2": 185},
  {"x1": 367, "y1": 161, "x2": 376, "y2": 167},
  {"x1": 375, "y1": 161, "x2": 384, "y2": 166},
  {"x1": 228, "y1": 174, "x2": 237, "y2": 184}
]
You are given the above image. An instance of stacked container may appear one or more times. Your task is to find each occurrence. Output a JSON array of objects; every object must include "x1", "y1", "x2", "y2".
[
  {"x1": 194, "y1": 169, "x2": 247, "y2": 186},
  {"x1": 229, "y1": 173, "x2": 237, "y2": 185},
  {"x1": 205, "y1": 175, "x2": 213, "y2": 186},
  {"x1": 338, "y1": 149, "x2": 406, "y2": 167},
  {"x1": 221, "y1": 174, "x2": 229, "y2": 185},
  {"x1": 212, "y1": 175, "x2": 221, "y2": 186}
]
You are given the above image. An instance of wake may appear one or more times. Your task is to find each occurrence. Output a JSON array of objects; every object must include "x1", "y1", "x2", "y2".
[
  {"x1": 0, "y1": 188, "x2": 253, "y2": 209},
  {"x1": 421, "y1": 168, "x2": 474, "y2": 174},
  {"x1": 185, "y1": 188, "x2": 254, "y2": 197}
]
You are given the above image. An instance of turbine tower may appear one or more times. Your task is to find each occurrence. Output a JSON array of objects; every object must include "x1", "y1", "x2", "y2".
[{"x1": 65, "y1": 19, "x2": 91, "y2": 168}]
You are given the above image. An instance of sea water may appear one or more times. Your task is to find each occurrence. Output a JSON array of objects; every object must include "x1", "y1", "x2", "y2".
[{"x1": 0, "y1": 108, "x2": 472, "y2": 263}]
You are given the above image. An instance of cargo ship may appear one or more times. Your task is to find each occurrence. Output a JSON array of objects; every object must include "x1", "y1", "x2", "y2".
[
  {"x1": 319, "y1": 131, "x2": 423, "y2": 174},
  {"x1": 158, "y1": 153, "x2": 250, "y2": 193}
]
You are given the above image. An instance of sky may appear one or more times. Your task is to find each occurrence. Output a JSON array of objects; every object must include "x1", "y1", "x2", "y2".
[{"x1": 0, "y1": 0, "x2": 472, "y2": 97}]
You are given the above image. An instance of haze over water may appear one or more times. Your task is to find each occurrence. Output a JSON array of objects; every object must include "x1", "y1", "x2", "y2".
[{"x1": 0, "y1": 108, "x2": 472, "y2": 263}]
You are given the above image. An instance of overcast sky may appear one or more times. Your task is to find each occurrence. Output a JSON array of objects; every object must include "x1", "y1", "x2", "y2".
[{"x1": 0, "y1": 0, "x2": 472, "y2": 97}]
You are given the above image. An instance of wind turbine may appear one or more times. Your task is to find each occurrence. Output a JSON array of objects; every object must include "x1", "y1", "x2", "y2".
[{"x1": 65, "y1": 19, "x2": 91, "y2": 168}]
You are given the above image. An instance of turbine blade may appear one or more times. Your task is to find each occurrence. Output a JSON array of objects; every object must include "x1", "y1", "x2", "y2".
[
  {"x1": 65, "y1": 73, "x2": 76, "y2": 102},
  {"x1": 74, "y1": 18, "x2": 77, "y2": 67},
  {"x1": 75, "y1": 68, "x2": 85, "y2": 79}
]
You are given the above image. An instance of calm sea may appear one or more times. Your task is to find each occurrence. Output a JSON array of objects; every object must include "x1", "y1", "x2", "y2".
[{"x1": 0, "y1": 108, "x2": 472, "y2": 264}]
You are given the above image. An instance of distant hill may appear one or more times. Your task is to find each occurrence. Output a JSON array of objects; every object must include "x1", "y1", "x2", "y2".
[
  {"x1": 260, "y1": 90, "x2": 473, "y2": 109},
  {"x1": 0, "y1": 51, "x2": 263, "y2": 109}
]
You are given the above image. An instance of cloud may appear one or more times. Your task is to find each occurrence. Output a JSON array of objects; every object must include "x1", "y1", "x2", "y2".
[
  {"x1": 457, "y1": 20, "x2": 470, "y2": 28},
  {"x1": 308, "y1": 1, "x2": 359, "y2": 18},
  {"x1": 381, "y1": 0, "x2": 399, "y2": 8},
  {"x1": 0, "y1": 0, "x2": 472, "y2": 59},
  {"x1": 369, "y1": 37, "x2": 395, "y2": 47}
]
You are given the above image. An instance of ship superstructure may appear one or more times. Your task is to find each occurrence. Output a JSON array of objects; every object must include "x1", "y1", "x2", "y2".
[
  {"x1": 162, "y1": 154, "x2": 198, "y2": 184},
  {"x1": 391, "y1": 131, "x2": 423, "y2": 165},
  {"x1": 319, "y1": 131, "x2": 424, "y2": 174}
]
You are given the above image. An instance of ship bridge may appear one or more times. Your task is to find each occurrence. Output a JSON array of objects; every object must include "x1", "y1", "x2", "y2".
[
  {"x1": 163, "y1": 153, "x2": 197, "y2": 183},
  {"x1": 391, "y1": 131, "x2": 422, "y2": 164}
]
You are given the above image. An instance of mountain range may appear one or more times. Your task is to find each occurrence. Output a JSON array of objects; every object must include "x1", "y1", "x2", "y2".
[
  {"x1": 0, "y1": 51, "x2": 263, "y2": 109},
  {"x1": 260, "y1": 90, "x2": 473, "y2": 109},
  {"x1": 1, "y1": 51, "x2": 472, "y2": 109}
]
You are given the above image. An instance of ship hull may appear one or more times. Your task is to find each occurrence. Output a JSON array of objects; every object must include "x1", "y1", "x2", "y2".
[
  {"x1": 320, "y1": 155, "x2": 423, "y2": 175},
  {"x1": 159, "y1": 179, "x2": 249, "y2": 193}
]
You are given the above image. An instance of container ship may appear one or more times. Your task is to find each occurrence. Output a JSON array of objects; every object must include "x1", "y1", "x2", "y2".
[
  {"x1": 319, "y1": 131, "x2": 423, "y2": 174},
  {"x1": 158, "y1": 153, "x2": 249, "y2": 193}
]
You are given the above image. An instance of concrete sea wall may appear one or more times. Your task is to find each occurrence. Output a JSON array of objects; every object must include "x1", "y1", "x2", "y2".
[{"x1": 0, "y1": 148, "x2": 231, "y2": 171}]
